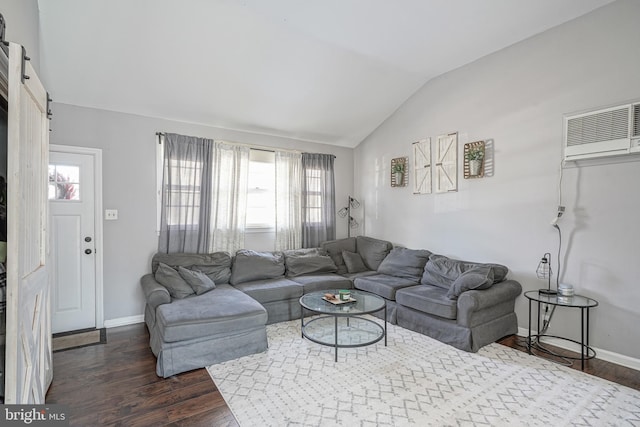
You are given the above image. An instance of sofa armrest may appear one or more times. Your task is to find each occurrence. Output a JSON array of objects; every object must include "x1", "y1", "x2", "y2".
[
  {"x1": 140, "y1": 273, "x2": 171, "y2": 309},
  {"x1": 457, "y1": 279, "x2": 522, "y2": 326}
]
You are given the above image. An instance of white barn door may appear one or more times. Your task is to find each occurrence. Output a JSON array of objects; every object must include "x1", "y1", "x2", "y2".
[{"x1": 4, "y1": 43, "x2": 52, "y2": 403}]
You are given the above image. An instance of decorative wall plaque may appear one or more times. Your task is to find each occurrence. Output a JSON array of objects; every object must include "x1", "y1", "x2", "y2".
[
  {"x1": 412, "y1": 138, "x2": 431, "y2": 194},
  {"x1": 390, "y1": 157, "x2": 408, "y2": 187},
  {"x1": 434, "y1": 132, "x2": 458, "y2": 193}
]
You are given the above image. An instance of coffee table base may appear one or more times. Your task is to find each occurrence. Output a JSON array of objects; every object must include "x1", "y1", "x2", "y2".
[{"x1": 300, "y1": 307, "x2": 387, "y2": 362}]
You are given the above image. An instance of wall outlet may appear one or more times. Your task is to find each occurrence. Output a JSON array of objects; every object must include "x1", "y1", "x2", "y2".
[
  {"x1": 550, "y1": 206, "x2": 566, "y2": 225},
  {"x1": 105, "y1": 209, "x2": 118, "y2": 220}
]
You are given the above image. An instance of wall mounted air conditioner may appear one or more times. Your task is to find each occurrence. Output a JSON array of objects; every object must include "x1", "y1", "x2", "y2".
[{"x1": 564, "y1": 102, "x2": 640, "y2": 161}]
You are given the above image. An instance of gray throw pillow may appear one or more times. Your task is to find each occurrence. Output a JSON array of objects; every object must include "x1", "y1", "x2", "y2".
[
  {"x1": 178, "y1": 266, "x2": 216, "y2": 295},
  {"x1": 230, "y1": 250, "x2": 285, "y2": 285},
  {"x1": 342, "y1": 250, "x2": 368, "y2": 273},
  {"x1": 377, "y1": 247, "x2": 432, "y2": 279},
  {"x1": 154, "y1": 263, "x2": 195, "y2": 299},
  {"x1": 446, "y1": 266, "x2": 495, "y2": 299}
]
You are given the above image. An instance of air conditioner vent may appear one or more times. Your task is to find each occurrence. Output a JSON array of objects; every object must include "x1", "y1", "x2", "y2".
[
  {"x1": 633, "y1": 104, "x2": 640, "y2": 138},
  {"x1": 566, "y1": 107, "x2": 629, "y2": 147}
]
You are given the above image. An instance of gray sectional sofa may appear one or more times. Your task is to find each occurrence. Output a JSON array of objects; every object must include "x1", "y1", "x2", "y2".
[{"x1": 141, "y1": 236, "x2": 521, "y2": 377}]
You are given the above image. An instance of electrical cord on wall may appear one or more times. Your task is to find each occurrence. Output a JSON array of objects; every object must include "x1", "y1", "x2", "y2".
[
  {"x1": 512, "y1": 160, "x2": 571, "y2": 366},
  {"x1": 554, "y1": 223, "x2": 562, "y2": 288}
]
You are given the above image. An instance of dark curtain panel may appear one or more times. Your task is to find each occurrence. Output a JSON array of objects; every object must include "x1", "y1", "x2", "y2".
[
  {"x1": 158, "y1": 133, "x2": 213, "y2": 253},
  {"x1": 301, "y1": 153, "x2": 335, "y2": 248}
]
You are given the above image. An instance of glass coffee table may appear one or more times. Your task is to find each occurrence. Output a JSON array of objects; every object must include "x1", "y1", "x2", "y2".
[{"x1": 299, "y1": 289, "x2": 387, "y2": 362}]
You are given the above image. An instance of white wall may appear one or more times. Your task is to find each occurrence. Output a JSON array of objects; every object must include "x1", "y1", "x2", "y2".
[
  {"x1": 355, "y1": 0, "x2": 640, "y2": 360},
  {"x1": 1, "y1": 0, "x2": 40, "y2": 73},
  {"x1": 49, "y1": 103, "x2": 354, "y2": 322}
]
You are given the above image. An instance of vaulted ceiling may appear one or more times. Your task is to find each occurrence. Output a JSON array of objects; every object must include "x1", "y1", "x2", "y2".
[{"x1": 37, "y1": 0, "x2": 613, "y2": 147}]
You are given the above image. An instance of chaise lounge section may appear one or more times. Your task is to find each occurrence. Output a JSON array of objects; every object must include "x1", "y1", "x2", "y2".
[
  {"x1": 141, "y1": 248, "x2": 353, "y2": 377},
  {"x1": 141, "y1": 253, "x2": 269, "y2": 378}
]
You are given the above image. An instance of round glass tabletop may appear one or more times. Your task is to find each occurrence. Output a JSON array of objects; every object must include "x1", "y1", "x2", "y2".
[
  {"x1": 300, "y1": 289, "x2": 386, "y2": 316},
  {"x1": 524, "y1": 290, "x2": 598, "y2": 308}
]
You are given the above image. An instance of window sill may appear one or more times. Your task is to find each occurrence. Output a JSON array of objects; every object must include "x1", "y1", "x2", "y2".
[{"x1": 246, "y1": 226, "x2": 275, "y2": 234}]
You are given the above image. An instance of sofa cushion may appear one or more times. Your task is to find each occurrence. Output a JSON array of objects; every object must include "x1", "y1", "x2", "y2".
[
  {"x1": 321, "y1": 237, "x2": 356, "y2": 274},
  {"x1": 230, "y1": 250, "x2": 285, "y2": 285},
  {"x1": 353, "y1": 274, "x2": 419, "y2": 301},
  {"x1": 284, "y1": 248, "x2": 337, "y2": 277},
  {"x1": 446, "y1": 266, "x2": 494, "y2": 299},
  {"x1": 396, "y1": 285, "x2": 457, "y2": 320},
  {"x1": 152, "y1": 252, "x2": 232, "y2": 285},
  {"x1": 422, "y1": 254, "x2": 509, "y2": 289},
  {"x1": 178, "y1": 266, "x2": 216, "y2": 295},
  {"x1": 290, "y1": 273, "x2": 352, "y2": 294},
  {"x1": 233, "y1": 278, "x2": 303, "y2": 304},
  {"x1": 155, "y1": 263, "x2": 195, "y2": 299},
  {"x1": 155, "y1": 284, "x2": 267, "y2": 343},
  {"x1": 377, "y1": 247, "x2": 432, "y2": 280},
  {"x1": 356, "y1": 236, "x2": 393, "y2": 270},
  {"x1": 342, "y1": 251, "x2": 367, "y2": 273}
]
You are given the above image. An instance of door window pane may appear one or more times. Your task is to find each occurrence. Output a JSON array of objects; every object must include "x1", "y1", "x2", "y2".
[{"x1": 48, "y1": 164, "x2": 80, "y2": 200}]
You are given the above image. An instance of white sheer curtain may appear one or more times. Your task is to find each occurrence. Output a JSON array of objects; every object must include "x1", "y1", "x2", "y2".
[
  {"x1": 210, "y1": 142, "x2": 250, "y2": 253},
  {"x1": 274, "y1": 151, "x2": 302, "y2": 250}
]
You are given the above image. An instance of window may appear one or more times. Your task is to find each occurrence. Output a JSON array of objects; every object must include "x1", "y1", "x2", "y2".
[
  {"x1": 246, "y1": 150, "x2": 275, "y2": 229},
  {"x1": 48, "y1": 164, "x2": 80, "y2": 200},
  {"x1": 303, "y1": 168, "x2": 323, "y2": 224},
  {"x1": 164, "y1": 157, "x2": 201, "y2": 227}
]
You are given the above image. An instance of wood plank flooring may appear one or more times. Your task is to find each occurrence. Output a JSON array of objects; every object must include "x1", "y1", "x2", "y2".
[
  {"x1": 46, "y1": 323, "x2": 238, "y2": 427},
  {"x1": 46, "y1": 323, "x2": 640, "y2": 426}
]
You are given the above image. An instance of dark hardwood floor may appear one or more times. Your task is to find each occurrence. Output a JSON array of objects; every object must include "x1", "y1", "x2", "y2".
[
  {"x1": 497, "y1": 335, "x2": 640, "y2": 391},
  {"x1": 46, "y1": 324, "x2": 640, "y2": 426},
  {"x1": 46, "y1": 324, "x2": 238, "y2": 427}
]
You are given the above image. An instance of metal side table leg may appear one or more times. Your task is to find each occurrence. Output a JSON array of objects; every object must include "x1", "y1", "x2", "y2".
[
  {"x1": 384, "y1": 305, "x2": 387, "y2": 347},
  {"x1": 334, "y1": 316, "x2": 338, "y2": 362},
  {"x1": 528, "y1": 298, "x2": 532, "y2": 353},
  {"x1": 581, "y1": 307, "x2": 585, "y2": 370}
]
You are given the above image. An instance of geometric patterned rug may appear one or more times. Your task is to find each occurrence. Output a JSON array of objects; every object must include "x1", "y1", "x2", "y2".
[{"x1": 207, "y1": 317, "x2": 640, "y2": 426}]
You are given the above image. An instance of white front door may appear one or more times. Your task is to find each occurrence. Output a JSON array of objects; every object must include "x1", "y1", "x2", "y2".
[{"x1": 49, "y1": 151, "x2": 97, "y2": 333}]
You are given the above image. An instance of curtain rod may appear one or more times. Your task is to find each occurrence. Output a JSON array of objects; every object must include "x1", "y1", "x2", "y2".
[{"x1": 156, "y1": 131, "x2": 335, "y2": 157}]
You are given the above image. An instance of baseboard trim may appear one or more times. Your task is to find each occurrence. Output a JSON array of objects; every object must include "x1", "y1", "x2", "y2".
[
  {"x1": 104, "y1": 315, "x2": 145, "y2": 329},
  {"x1": 517, "y1": 327, "x2": 640, "y2": 371}
]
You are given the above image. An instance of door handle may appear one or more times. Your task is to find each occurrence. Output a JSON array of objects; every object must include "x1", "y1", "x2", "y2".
[{"x1": 85, "y1": 249, "x2": 92, "y2": 255}]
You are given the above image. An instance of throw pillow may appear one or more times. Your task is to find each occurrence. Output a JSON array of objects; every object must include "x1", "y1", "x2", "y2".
[
  {"x1": 154, "y1": 263, "x2": 195, "y2": 299},
  {"x1": 377, "y1": 247, "x2": 432, "y2": 280},
  {"x1": 342, "y1": 251, "x2": 367, "y2": 273},
  {"x1": 446, "y1": 266, "x2": 495, "y2": 299},
  {"x1": 178, "y1": 266, "x2": 216, "y2": 295}
]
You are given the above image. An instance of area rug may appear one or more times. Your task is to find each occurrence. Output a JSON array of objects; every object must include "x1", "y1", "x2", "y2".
[
  {"x1": 52, "y1": 328, "x2": 106, "y2": 352},
  {"x1": 207, "y1": 318, "x2": 640, "y2": 426}
]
